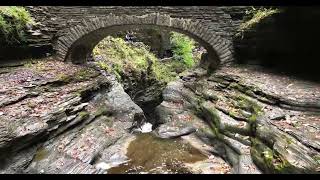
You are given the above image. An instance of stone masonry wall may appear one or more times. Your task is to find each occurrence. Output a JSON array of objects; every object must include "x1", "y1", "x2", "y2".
[{"x1": 25, "y1": 6, "x2": 250, "y2": 51}]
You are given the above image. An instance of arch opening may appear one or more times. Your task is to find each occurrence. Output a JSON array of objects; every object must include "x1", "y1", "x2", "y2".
[
  {"x1": 55, "y1": 14, "x2": 233, "y2": 70},
  {"x1": 90, "y1": 29, "x2": 212, "y2": 126},
  {"x1": 91, "y1": 28, "x2": 209, "y2": 79},
  {"x1": 66, "y1": 25, "x2": 219, "y2": 68}
]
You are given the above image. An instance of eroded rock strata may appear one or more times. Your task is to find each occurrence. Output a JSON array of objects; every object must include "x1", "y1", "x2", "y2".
[
  {"x1": 154, "y1": 65, "x2": 320, "y2": 173},
  {"x1": 0, "y1": 59, "x2": 319, "y2": 174}
]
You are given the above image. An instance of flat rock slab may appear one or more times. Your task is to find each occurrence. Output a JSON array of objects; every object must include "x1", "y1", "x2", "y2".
[
  {"x1": 154, "y1": 123, "x2": 196, "y2": 139},
  {"x1": 216, "y1": 65, "x2": 320, "y2": 104},
  {"x1": 182, "y1": 134, "x2": 231, "y2": 174},
  {"x1": 237, "y1": 155, "x2": 262, "y2": 174}
]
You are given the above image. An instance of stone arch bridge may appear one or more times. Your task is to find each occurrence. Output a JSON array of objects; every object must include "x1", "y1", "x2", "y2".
[{"x1": 27, "y1": 6, "x2": 248, "y2": 69}]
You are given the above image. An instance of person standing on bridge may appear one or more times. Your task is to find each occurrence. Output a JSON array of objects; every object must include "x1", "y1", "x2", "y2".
[
  {"x1": 125, "y1": 31, "x2": 137, "y2": 43},
  {"x1": 125, "y1": 32, "x2": 132, "y2": 42}
]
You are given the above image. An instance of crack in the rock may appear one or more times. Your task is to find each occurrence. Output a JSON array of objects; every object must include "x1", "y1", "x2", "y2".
[{"x1": 0, "y1": 92, "x2": 39, "y2": 108}]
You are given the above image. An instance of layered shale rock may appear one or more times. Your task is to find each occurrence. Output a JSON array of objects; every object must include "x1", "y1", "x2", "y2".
[
  {"x1": 0, "y1": 58, "x2": 319, "y2": 174},
  {"x1": 0, "y1": 59, "x2": 145, "y2": 174},
  {"x1": 153, "y1": 65, "x2": 320, "y2": 174}
]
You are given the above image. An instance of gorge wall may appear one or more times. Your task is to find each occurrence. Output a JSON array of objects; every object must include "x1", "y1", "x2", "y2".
[{"x1": 233, "y1": 7, "x2": 320, "y2": 79}]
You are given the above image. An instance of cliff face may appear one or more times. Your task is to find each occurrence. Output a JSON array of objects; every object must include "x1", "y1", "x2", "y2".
[{"x1": 233, "y1": 7, "x2": 320, "y2": 79}]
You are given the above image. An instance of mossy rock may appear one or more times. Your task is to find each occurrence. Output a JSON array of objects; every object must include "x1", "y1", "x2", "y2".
[
  {"x1": 73, "y1": 68, "x2": 100, "y2": 82},
  {"x1": 228, "y1": 82, "x2": 245, "y2": 91},
  {"x1": 313, "y1": 155, "x2": 320, "y2": 165},
  {"x1": 56, "y1": 74, "x2": 73, "y2": 84},
  {"x1": 251, "y1": 136, "x2": 319, "y2": 174},
  {"x1": 233, "y1": 94, "x2": 263, "y2": 132},
  {"x1": 101, "y1": 116, "x2": 114, "y2": 127},
  {"x1": 233, "y1": 95, "x2": 263, "y2": 116},
  {"x1": 224, "y1": 123, "x2": 251, "y2": 137},
  {"x1": 228, "y1": 82, "x2": 259, "y2": 98},
  {"x1": 199, "y1": 102, "x2": 227, "y2": 139},
  {"x1": 207, "y1": 76, "x2": 230, "y2": 85},
  {"x1": 54, "y1": 68, "x2": 100, "y2": 86},
  {"x1": 202, "y1": 89, "x2": 219, "y2": 102},
  {"x1": 78, "y1": 111, "x2": 90, "y2": 119},
  {"x1": 93, "y1": 106, "x2": 114, "y2": 118},
  {"x1": 200, "y1": 101, "x2": 221, "y2": 128},
  {"x1": 251, "y1": 138, "x2": 297, "y2": 174}
]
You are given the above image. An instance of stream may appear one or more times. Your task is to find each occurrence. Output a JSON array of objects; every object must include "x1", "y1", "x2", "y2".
[{"x1": 107, "y1": 133, "x2": 208, "y2": 174}]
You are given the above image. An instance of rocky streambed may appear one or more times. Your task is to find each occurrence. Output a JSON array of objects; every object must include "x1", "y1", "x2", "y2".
[{"x1": 0, "y1": 58, "x2": 319, "y2": 174}]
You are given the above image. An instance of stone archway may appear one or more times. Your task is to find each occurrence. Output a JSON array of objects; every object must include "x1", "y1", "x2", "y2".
[{"x1": 54, "y1": 13, "x2": 234, "y2": 69}]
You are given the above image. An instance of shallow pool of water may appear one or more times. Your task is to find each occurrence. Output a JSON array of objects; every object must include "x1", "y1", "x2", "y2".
[{"x1": 107, "y1": 133, "x2": 208, "y2": 174}]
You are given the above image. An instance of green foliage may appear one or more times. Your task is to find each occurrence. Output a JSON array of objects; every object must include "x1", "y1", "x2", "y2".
[
  {"x1": 93, "y1": 36, "x2": 188, "y2": 84},
  {"x1": 152, "y1": 60, "x2": 186, "y2": 83},
  {"x1": 252, "y1": 138, "x2": 294, "y2": 173},
  {"x1": 262, "y1": 149, "x2": 293, "y2": 173},
  {"x1": 93, "y1": 36, "x2": 153, "y2": 73},
  {"x1": 0, "y1": 6, "x2": 34, "y2": 44},
  {"x1": 170, "y1": 32, "x2": 196, "y2": 68},
  {"x1": 236, "y1": 7, "x2": 280, "y2": 37},
  {"x1": 93, "y1": 36, "x2": 155, "y2": 70}
]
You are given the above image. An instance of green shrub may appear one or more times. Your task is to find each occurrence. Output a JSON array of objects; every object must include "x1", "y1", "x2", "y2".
[
  {"x1": 236, "y1": 7, "x2": 280, "y2": 37},
  {"x1": 93, "y1": 32, "x2": 203, "y2": 84},
  {"x1": 0, "y1": 6, "x2": 34, "y2": 44},
  {"x1": 93, "y1": 36, "x2": 155, "y2": 69},
  {"x1": 152, "y1": 60, "x2": 185, "y2": 83},
  {"x1": 170, "y1": 32, "x2": 196, "y2": 68},
  {"x1": 93, "y1": 36, "x2": 181, "y2": 83}
]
